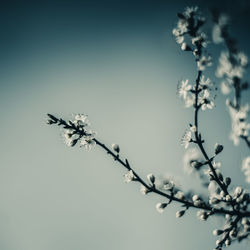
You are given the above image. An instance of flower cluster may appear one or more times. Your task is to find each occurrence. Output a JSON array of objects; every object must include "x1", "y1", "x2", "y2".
[
  {"x1": 178, "y1": 76, "x2": 214, "y2": 110},
  {"x1": 173, "y1": 6, "x2": 212, "y2": 71},
  {"x1": 227, "y1": 103, "x2": 250, "y2": 146},
  {"x1": 213, "y1": 12, "x2": 250, "y2": 149},
  {"x1": 47, "y1": 114, "x2": 96, "y2": 150}
]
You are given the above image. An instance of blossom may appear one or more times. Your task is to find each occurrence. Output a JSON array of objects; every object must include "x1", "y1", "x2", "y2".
[
  {"x1": 227, "y1": 103, "x2": 250, "y2": 145},
  {"x1": 73, "y1": 114, "x2": 90, "y2": 127},
  {"x1": 80, "y1": 135, "x2": 96, "y2": 150},
  {"x1": 175, "y1": 191, "x2": 185, "y2": 200},
  {"x1": 162, "y1": 180, "x2": 175, "y2": 190},
  {"x1": 190, "y1": 125, "x2": 196, "y2": 133},
  {"x1": 183, "y1": 6, "x2": 198, "y2": 18},
  {"x1": 184, "y1": 95, "x2": 195, "y2": 108},
  {"x1": 242, "y1": 157, "x2": 250, "y2": 183},
  {"x1": 216, "y1": 51, "x2": 246, "y2": 80},
  {"x1": 181, "y1": 130, "x2": 192, "y2": 148},
  {"x1": 199, "y1": 75, "x2": 211, "y2": 88},
  {"x1": 199, "y1": 89, "x2": 215, "y2": 110},
  {"x1": 197, "y1": 55, "x2": 212, "y2": 71},
  {"x1": 196, "y1": 210, "x2": 208, "y2": 221},
  {"x1": 192, "y1": 32, "x2": 207, "y2": 48},
  {"x1": 124, "y1": 170, "x2": 135, "y2": 183},
  {"x1": 220, "y1": 81, "x2": 231, "y2": 95},
  {"x1": 178, "y1": 79, "x2": 192, "y2": 99},
  {"x1": 63, "y1": 129, "x2": 77, "y2": 147}
]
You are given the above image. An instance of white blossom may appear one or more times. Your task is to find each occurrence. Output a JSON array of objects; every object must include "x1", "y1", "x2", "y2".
[
  {"x1": 183, "y1": 6, "x2": 199, "y2": 18},
  {"x1": 181, "y1": 130, "x2": 192, "y2": 148},
  {"x1": 178, "y1": 79, "x2": 192, "y2": 99},
  {"x1": 197, "y1": 55, "x2": 212, "y2": 71},
  {"x1": 73, "y1": 114, "x2": 90, "y2": 127},
  {"x1": 192, "y1": 32, "x2": 207, "y2": 48},
  {"x1": 227, "y1": 103, "x2": 250, "y2": 145},
  {"x1": 242, "y1": 156, "x2": 250, "y2": 183},
  {"x1": 200, "y1": 75, "x2": 212, "y2": 87},
  {"x1": 196, "y1": 210, "x2": 208, "y2": 221},
  {"x1": 124, "y1": 170, "x2": 135, "y2": 183},
  {"x1": 184, "y1": 95, "x2": 195, "y2": 108},
  {"x1": 190, "y1": 125, "x2": 197, "y2": 133},
  {"x1": 199, "y1": 89, "x2": 215, "y2": 110},
  {"x1": 80, "y1": 135, "x2": 96, "y2": 150},
  {"x1": 220, "y1": 81, "x2": 231, "y2": 95}
]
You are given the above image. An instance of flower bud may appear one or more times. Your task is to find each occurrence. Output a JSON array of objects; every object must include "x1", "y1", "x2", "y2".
[
  {"x1": 156, "y1": 203, "x2": 167, "y2": 213},
  {"x1": 213, "y1": 229, "x2": 223, "y2": 236},
  {"x1": 175, "y1": 191, "x2": 185, "y2": 200},
  {"x1": 192, "y1": 195, "x2": 199, "y2": 202},
  {"x1": 112, "y1": 144, "x2": 120, "y2": 153},
  {"x1": 140, "y1": 185, "x2": 149, "y2": 195},
  {"x1": 176, "y1": 210, "x2": 185, "y2": 218},
  {"x1": 220, "y1": 191, "x2": 225, "y2": 198},
  {"x1": 229, "y1": 229, "x2": 237, "y2": 238},
  {"x1": 225, "y1": 239, "x2": 231, "y2": 246},
  {"x1": 225, "y1": 195, "x2": 231, "y2": 202},
  {"x1": 147, "y1": 173, "x2": 155, "y2": 184},
  {"x1": 209, "y1": 197, "x2": 220, "y2": 205},
  {"x1": 214, "y1": 143, "x2": 224, "y2": 155},
  {"x1": 225, "y1": 177, "x2": 231, "y2": 186},
  {"x1": 234, "y1": 186, "x2": 243, "y2": 196}
]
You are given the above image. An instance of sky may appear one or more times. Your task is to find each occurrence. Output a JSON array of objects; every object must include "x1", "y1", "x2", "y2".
[{"x1": 0, "y1": 0, "x2": 250, "y2": 250}]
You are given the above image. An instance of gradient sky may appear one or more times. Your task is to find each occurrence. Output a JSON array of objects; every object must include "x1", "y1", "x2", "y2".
[{"x1": 0, "y1": 1, "x2": 250, "y2": 250}]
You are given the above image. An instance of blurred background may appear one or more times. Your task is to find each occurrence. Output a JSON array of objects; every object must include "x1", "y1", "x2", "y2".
[{"x1": 0, "y1": 0, "x2": 250, "y2": 249}]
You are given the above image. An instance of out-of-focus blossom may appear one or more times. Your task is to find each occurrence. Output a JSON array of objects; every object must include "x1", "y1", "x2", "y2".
[{"x1": 242, "y1": 156, "x2": 250, "y2": 183}]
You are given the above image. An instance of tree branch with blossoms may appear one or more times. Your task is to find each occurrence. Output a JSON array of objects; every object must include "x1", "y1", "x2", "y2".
[
  {"x1": 47, "y1": 6, "x2": 250, "y2": 250},
  {"x1": 212, "y1": 10, "x2": 250, "y2": 149}
]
